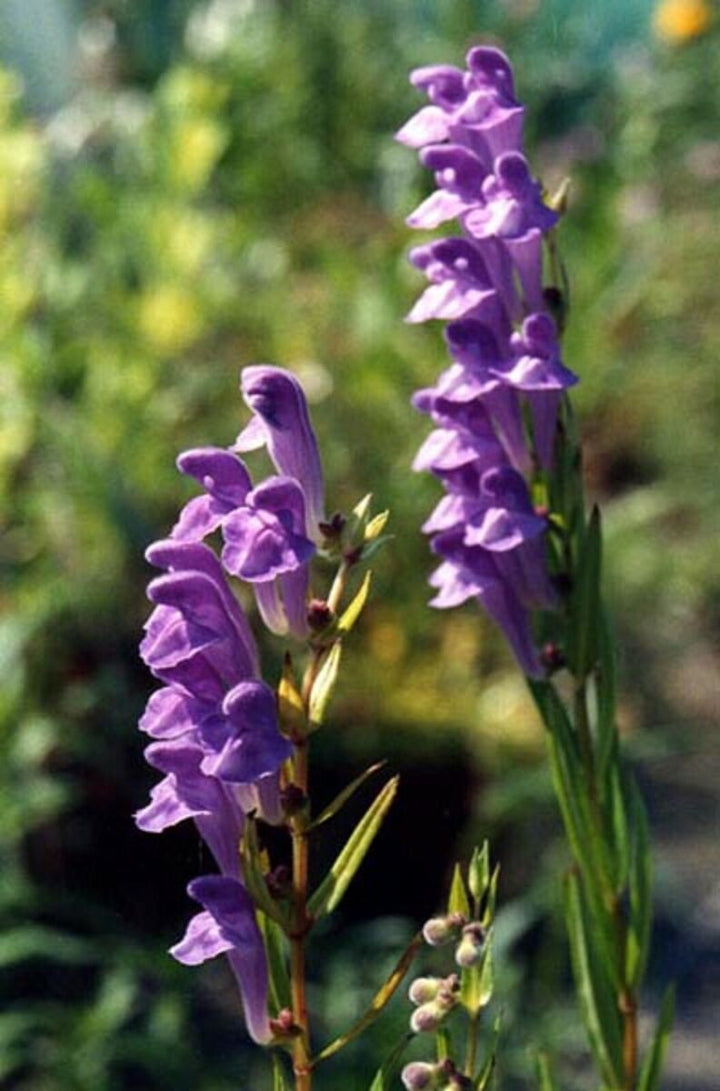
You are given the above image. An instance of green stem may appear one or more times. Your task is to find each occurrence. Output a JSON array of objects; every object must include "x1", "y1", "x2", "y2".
[
  {"x1": 289, "y1": 738, "x2": 312, "y2": 1091},
  {"x1": 464, "y1": 1010, "x2": 480, "y2": 1079}
]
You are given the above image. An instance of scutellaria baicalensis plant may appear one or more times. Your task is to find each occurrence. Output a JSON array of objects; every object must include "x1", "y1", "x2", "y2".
[
  {"x1": 398, "y1": 44, "x2": 673, "y2": 1091},
  {"x1": 135, "y1": 42, "x2": 673, "y2": 1091}
]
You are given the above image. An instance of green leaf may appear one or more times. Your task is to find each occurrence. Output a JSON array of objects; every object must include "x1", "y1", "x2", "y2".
[
  {"x1": 528, "y1": 680, "x2": 617, "y2": 972},
  {"x1": 564, "y1": 870, "x2": 624, "y2": 1090},
  {"x1": 535, "y1": 1051, "x2": 560, "y2": 1091},
  {"x1": 307, "y1": 776, "x2": 399, "y2": 920},
  {"x1": 364, "y1": 509, "x2": 390, "y2": 542},
  {"x1": 278, "y1": 653, "x2": 306, "y2": 738},
  {"x1": 568, "y1": 506, "x2": 602, "y2": 679},
  {"x1": 308, "y1": 641, "x2": 342, "y2": 730},
  {"x1": 258, "y1": 913, "x2": 291, "y2": 1014},
  {"x1": 475, "y1": 1014, "x2": 502, "y2": 1090},
  {"x1": 307, "y1": 761, "x2": 386, "y2": 832},
  {"x1": 337, "y1": 570, "x2": 372, "y2": 634},
  {"x1": 461, "y1": 938, "x2": 493, "y2": 1016},
  {"x1": 240, "y1": 817, "x2": 289, "y2": 928},
  {"x1": 596, "y1": 607, "x2": 617, "y2": 777},
  {"x1": 638, "y1": 984, "x2": 675, "y2": 1091},
  {"x1": 272, "y1": 1051, "x2": 292, "y2": 1091},
  {"x1": 481, "y1": 864, "x2": 500, "y2": 930},
  {"x1": 626, "y1": 776, "x2": 652, "y2": 989},
  {"x1": 447, "y1": 863, "x2": 471, "y2": 919},
  {"x1": 368, "y1": 1032, "x2": 415, "y2": 1091},
  {"x1": 608, "y1": 766, "x2": 630, "y2": 892},
  {"x1": 436, "y1": 1025, "x2": 451, "y2": 1061},
  {"x1": 468, "y1": 841, "x2": 490, "y2": 905},
  {"x1": 314, "y1": 933, "x2": 421, "y2": 1064}
]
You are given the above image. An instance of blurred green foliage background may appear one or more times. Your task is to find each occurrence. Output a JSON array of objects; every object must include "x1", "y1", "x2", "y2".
[{"x1": 0, "y1": 1, "x2": 718, "y2": 1088}]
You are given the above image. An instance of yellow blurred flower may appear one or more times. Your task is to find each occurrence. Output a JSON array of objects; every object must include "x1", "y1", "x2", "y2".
[
  {"x1": 168, "y1": 117, "x2": 227, "y2": 192},
  {"x1": 653, "y1": 0, "x2": 712, "y2": 42},
  {"x1": 137, "y1": 284, "x2": 203, "y2": 354}
]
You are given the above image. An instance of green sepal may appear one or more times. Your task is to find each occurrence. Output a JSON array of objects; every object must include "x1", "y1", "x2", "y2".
[
  {"x1": 359, "y1": 533, "x2": 393, "y2": 562},
  {"x1": 337, "y1": 570, "x2": 372, "y2": 634},
  {"x1": 258, "y1": 912, "x2": 291, "y2": 1015},
  {"x1": 475, "y1": 1013, "x2": 502, "y2": 1090},
  {"x1": 460, "y1": 936, "x2": 493, "y2": 1016},
  {"x1": 447, "y1": 863, "x2": 471, "y2": 919},
  {"x1": 314, "y1": 932, "x2": 421, "y2": 1064},
  {"x1": 272, "y1": 1051, "x2": 292, "y2": 1090},
  {"x1": 240, "y1": 817, "x2": 289, "y2": 928},
  {"x1": 626, "y1": 776, "x2": 652, "y2": 989},
  {"x1": 564, "y1": 870, "x2": 624, "y2": 1090},
  {"x1": 568, "y1": 506, "x2": 602, "y2": 680},
  {"x1": 638, "y1": 984, "x2": 675, "y2": 1091},
  {"x1": 307, "y1": 761, "x2": 386, "y2": 832},
  {"x1": 307, "y1": 776, "x2": 399, "y2": 920},
  {"x1": 468, "y1": 841, "x2": 490, "y2": 907},
  {"x1": 308, "y1": 641, "x2": 342, "y2": 730},
  {"x1": 534, "y1": 1051, "x2": 560, "y2": 1091},
  {"x1": 368, "y1": 1032, "x2": 415, "y2": 1091}
]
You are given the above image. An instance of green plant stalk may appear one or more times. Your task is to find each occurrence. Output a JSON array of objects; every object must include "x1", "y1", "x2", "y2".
[{"x1": 464, "y1": 1009, "x2": 480, "y2": 1079}]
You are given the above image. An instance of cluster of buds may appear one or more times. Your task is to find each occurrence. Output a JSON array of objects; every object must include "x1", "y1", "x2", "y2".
[
  {"x1": 397, "y1": 47, "x2": 578, "y2": 677},
  {"x1": 423, "y1": 912, "x2": 487, "y2": 969},
  {"x1": 135, "y1": 367, "x2": 326, "y2": 1043},
  {"x1": 408, "y1": 973, "x2": 460, "y2": 1033},
  {"x1": 402, "y1": 1059, "x2": 474, "y2": 1090}
]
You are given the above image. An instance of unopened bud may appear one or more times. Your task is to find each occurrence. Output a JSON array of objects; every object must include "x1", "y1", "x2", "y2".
[
  {"x1": 307, "y1": 598, "x2": 334, "y2": 633},
  {"x1": 410, "y1": 1000, "x2": 445, "y2": 1034},
  {"x1": 541, "y1": 641, "x2": 565, "y2": 673},
  {"x1": 455, "y1": 923, "x2": 486, "y2": 969},
  {"x1": 401, "y1": 1061, "x2": 441, "y2": 1090},
  {"x1": 408, "y1": 976, "x2": 442, "y2": 1006},
  {"x1": 265, "y1": 864, "x2": 291, "y2": 900},
  {"x1": 422, "y1": 912, "x2": 464, "y2": 947}
]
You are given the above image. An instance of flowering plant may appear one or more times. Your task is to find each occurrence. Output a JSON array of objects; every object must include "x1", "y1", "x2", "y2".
[{"x1": 135, "y1": 44, "x2": 673, "y2": 1091}]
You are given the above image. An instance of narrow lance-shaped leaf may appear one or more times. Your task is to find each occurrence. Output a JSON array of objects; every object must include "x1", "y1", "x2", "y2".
[
  {"x1": 475, "y1": 1014, "x2": 502, "y2": 1091},
  {"x1": 596, "y1": 606, "x2": 617, "y2": 777},
  {"x1": 314, "y1": 932, "x2": 422, "y2": 1063},
  {"x1": 258, "y1": 912, "x2": 291, "y2": 1014},
  {"x1": 338, "y1": 570, "x2": 372, "y2": 634},
  {"x1": 278, "y1": 652, "x2": 306, "y2": 738},
  {"x1": 272, "y1": 1052, "x2": 292, "y2": 1091},
  {"x1": 447, "y1": 863, "x2": 471, "y2": 919},
  {"x1": 240, "y1": 817, "x2": 289, "y2": 928},
  {"x1": 608, "y1": 765, "x2": 630, "y2": 893},
  {"x1": 568, "y1": 506, "x2": 602, "y2": 680},
  {"x1": 308, "y1": 640, "x2": 342, "y2": 730},
  {"x1": 638, "y1": 984, "x2": 675, "y2": 1091},
  {"x1": 626, "y1": 775, "x2": 652, "y2": 990},
  {"x1": 307, "y1": 761, "x2": 386, "y2": 832},
  {"x1": 481, "y1": 864, "x2": 500, "y2": 930},
  {"x1": 307, "y1": 776, "x2": 399, "y2": 920},
  {"x1": 564, "y1": 870, "x2": 624, "y2": 1090},
  {"x1": 368, "y1": 1032, "x2": 415, "y2": 1091},
  {"x1": 534, "y1": 1051, "x2": 560, "y2": 1091}
]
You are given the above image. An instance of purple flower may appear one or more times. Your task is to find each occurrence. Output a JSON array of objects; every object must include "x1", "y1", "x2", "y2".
[
  {"x1": 136, "y1": 538, "x2": 292, "y2": 1041},
  {"x1": 171, "y1": 875, "x2": 272, "y2": 1044},
  {"x1": 400, "y1": 45, "x2": 571, "y2": 676},
  {"x1": 236, "y1": 365, "x2": 325, "y2": 541}
]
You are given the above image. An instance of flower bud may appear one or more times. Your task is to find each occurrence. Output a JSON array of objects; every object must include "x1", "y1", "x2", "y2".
[
  {"x1": 401, "y1": 1061, "x2": 441, "y2": 1090},
  {"x1": 408, "y1": 975, "x2": 442, "y2": 1005},
  {"x1": 422, "y1": 912, "x2": 464, "y2": 946},
  {"x1": 410, "y1": 1000, "x2": 445, "y2": 1034},
  {"x1": 454, "y1": 923, "x2": 486, "y2": 969}
]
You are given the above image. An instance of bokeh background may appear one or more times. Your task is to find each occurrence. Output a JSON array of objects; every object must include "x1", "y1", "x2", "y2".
[{"x1": 1, "y1": 1, "x2": 718, "y2": 1088}]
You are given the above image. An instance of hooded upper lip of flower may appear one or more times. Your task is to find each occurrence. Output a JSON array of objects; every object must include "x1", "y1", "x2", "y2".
[{"x1": 236, "y1": 365, "x2": 326, "y2": 542}]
